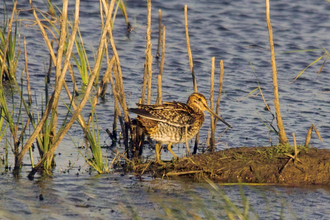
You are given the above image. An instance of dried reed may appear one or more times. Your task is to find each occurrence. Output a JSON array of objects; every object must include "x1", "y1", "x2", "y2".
[
  {"x1": 68, "y1": 63, "x2": 79, "y2": 96},
  {"x1": 305, "y1": 124, "x2": 323, "y2": 147},
  {"x1": 156, "y1": 9, "x2": 162, "y2": 59},
  {"x1": 209, "y1": 57, "x2": 215, "y2": 152},
  {"x1": 184, "y1": 5, "x2": 197, "y2": 93},
  {"x1": 215, "y1": 60, "x2": 224, "y2": 123},
  {"x1": 23, "y1": 0, "x2": 82, "y2": 174},
  {"x1": 184, "y1": 5, "x2": 200, "y2": 154},
  {"x1": 156, "y1": 26, "x2": 165, "y2": 105},
  {"x1": 47, "y1": 40, "x2": 54, "y2": 84},
  {"x1": 146, "y1": 0, "x2": 153, "y2": 105},
  {"x1": 265, "y1": 0, "x2": 288, "y2": 145},
  {"x1": 108, "y1": 58, "x2": 121, "y2": 144},
  {"x1": 292, "y1": 133, "x2": 298, "y2": 160}
]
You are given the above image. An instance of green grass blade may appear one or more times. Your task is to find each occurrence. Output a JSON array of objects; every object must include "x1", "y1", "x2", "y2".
[{"x1": 290, "y1": 55, "x2": 323, "y2": 83}]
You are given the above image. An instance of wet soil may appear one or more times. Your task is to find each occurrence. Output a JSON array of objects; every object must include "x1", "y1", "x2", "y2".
[{"x1": 133, "y1": 146, "x2": 330, "y2": 185}]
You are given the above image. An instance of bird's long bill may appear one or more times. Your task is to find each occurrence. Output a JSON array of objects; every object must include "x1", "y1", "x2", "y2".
[{"x1": 205, "y1": 106, "x2": 232, "y2": 128}]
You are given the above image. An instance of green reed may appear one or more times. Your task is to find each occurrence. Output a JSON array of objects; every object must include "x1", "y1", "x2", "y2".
[
  {"x1": 0, "y1": 2, "x2": 20, "y2": 81},
  {"x1": 116, "y1": 0, "x2": 130, "y2": 29},
  {"x1": 72, "y1": 30, "x2": 91, "y2": 85},
  {"x1": 83, "y1": 110, "x2": 104, "y2": 173}
]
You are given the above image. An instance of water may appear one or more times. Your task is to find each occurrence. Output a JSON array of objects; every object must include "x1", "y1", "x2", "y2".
[{"x1": 1, "y1": 0, "x2": 330, "y2": 219}]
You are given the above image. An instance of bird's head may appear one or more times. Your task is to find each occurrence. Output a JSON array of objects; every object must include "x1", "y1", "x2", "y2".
[{"x1": 187, "y1": 93, "x2": 231, "y2": 128}]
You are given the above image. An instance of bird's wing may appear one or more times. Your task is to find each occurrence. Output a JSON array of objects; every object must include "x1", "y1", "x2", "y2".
[{"x1": 128, "y1": 102, "x2": 196, "y2": 127}]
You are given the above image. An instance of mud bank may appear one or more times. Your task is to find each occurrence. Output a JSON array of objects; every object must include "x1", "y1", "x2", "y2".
[{"x1": 133, "y1": 146, "x2": 330, "y2": 185}]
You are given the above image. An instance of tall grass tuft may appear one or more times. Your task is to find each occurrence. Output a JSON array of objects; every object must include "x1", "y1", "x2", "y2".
[
  {"x1": 26, "y1": 0, "x2": 121, "y2": 178},
  {"x1": 0, "y1": 2, "x2": 20, "y2": 81},
  {"x1": 72, "y1": 29, "x2": 91, "y2": 85}
]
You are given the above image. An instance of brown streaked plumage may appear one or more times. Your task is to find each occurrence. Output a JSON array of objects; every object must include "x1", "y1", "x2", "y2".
[{"x1": 128, "y1": 93, "x2": 231, "y2": 162}]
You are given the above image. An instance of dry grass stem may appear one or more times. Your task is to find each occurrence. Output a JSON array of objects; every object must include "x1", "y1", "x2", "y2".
[
  {"x1": 156, "y1": 9, "x2": 162, "y2": 59},
  {"x1": 141, "y1": 64, "x2": 148, "y2": 104},
  {"x1": 87, "y1": 60, "x2": 114, "y2": 127},
  {"x1": 184, "y1": 5, "x2": 197, "y2": 93},
  {"x1": 305, "y1": 124, "x2": 323, "y2": 147},
  {"x1": 107, "y1": 58, "x2": 121, "y2": 143},
  {"x1": 166, "y1": 170, "x2": 202, "y2": 176},
  {"x1": 47, "y1": 40, "x2": 54, "y2": 83},
  {"x1": 156, "y1": 26, "x2": 165, "y2": 105},
  {"x1": 102, "y1": 0, "x2": 129, "y2": 121},
  {"x1": 27, "y1": 0, "x2": 111, "y2": 177},
  {"x1": 266, "y1": 0, "x2": 288, "y2": 145},
  {"x1": 16, "y1": 0, "x2": 77, "y2": 170},
  {"x1": 146, "y1": 0, "x2": 153, "y2": 105},
  {"x1": 62, "y1": 81, "x2": 87, "y2": 130},
  {"x1": 184, "y1": 5, "x2": 200, "y2": 154},
  {"x1": 100, "y1": 40, "x2": 113, "y2": 98},
  {"x1": 312, "y1": 124, "x2": 323, "y2": 141},
  {"x1": 214, "y1": 60, "x2": 224, "y2": 122},
  {"x1": 29, "y1": 0, "x2": 56, "y2": 66},
  {"x1": 209, "y1": 57, "x2": 215, "y2": 152},
  {"x1": 68, "y1": 63, "x2": 79, "y2": 96},
  {"x1": 293, "y1": 133, "x2": 298, "y2": 159}
]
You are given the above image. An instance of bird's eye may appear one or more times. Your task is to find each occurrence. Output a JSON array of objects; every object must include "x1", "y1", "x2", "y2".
[{"x1": 198, "y1": 98, "x2": 201, "y2": 101}]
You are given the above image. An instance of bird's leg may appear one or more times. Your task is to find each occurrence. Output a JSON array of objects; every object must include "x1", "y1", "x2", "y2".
[
  {"x1": 185, "y1": 125, "x2": 190, "y2": 156},
  {"x1": 167, "y1": 143, "x2": 178, "y2": 160},
  {"x1": 155, "y1": 142, "x2": 162, "y2": 163}
]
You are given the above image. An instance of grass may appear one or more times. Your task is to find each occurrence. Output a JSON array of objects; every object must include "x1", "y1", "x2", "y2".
[
  {"x1": 290, "y1": 47, "x2": 330, "y2": 84},
  {"x1": 254, "y1": 144, "x2": 309, "y2": 160},
  {"x1": 0, "y1": 1, "x2": 324, "y2": 219},
  {"x1": 72, "y1": 29, "x2": 91, "y2": 85},
  {"x1": 0, "y1": 0, "x2": 321, "y2": 186},
  {"x1": 0, "y1": 2, "x2": 20, "y2": 81}
]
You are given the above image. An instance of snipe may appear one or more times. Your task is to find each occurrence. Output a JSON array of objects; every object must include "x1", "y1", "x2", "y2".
[{"x1": 128, "y1": 93, "x2": 231, "y2": 162}]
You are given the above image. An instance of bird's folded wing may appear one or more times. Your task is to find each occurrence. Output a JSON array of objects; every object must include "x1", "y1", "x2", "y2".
[{"x1": 128, "y1": 103, "x2": 195, "y2": 127}]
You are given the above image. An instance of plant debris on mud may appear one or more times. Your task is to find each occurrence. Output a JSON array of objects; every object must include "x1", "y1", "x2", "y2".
[{"x1": 133, "y1": 146, "x2": 330, "y2": 185}]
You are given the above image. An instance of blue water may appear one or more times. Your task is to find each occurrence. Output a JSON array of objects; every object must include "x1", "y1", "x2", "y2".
[{"x1": 1, "y1": 0, "x2": 330, "y2": 219}]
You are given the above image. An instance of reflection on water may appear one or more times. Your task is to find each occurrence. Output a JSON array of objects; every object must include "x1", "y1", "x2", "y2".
[
  {"x1": 1, "y1": 0, "x2": 330, "y2": 218},
  {"x1": 1, "y1": 169, "x2": 330, "y2": 219}
]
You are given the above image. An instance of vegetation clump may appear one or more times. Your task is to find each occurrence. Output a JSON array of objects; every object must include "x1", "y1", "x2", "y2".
[{"x1": 134, "y1": 145, "x2": 330, "y2": 186}]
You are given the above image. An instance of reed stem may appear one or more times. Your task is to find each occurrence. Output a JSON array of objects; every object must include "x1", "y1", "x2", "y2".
[
  {"x1": 156, "y1": 9, "x2": 161, "y2": 59},
  {"x1": 47, "y1": 40, "x2": 54, "y2": 83},
  {"x1": 21, "y1": 0, "x2": 82, "y2": 174},
  {"x1": 209, "y1": 57, "x2": 215, "y2": 152},
  {"x1": 185, "y1": 5, "x2": 199, "y2": 154},
  {"x1": 102, "y1": 0, "x2": 129, "y2": 121},
  {"x1": 156, "y1": 26, "x2": 165, "y2": 105},
  {"x1": 29, "y1": 0, "x2": 56, "y2": 66},
  {"x1": 266, "y1": 0, "x2": 288, "y2": 145},
  {"x1": 292, "y1": 133, "x2": 298, "y2": 160},
  {"x1": 215, "y1": 60, "x2": 224, "y2": 123},
  {"x1": 68, "y1": 63, "x2": 79, "y2": 96},
  {"x1": 146, "y1": 0, "x2": 153, "y2": 105},
  {"x1": 184, "y1": 5, "x2": 197, "y2": 93}
]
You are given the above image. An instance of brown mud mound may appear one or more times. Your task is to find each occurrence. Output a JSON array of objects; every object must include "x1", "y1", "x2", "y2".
[{"x1": 133, "y1": 146, "x2": 330, "y2": 185}]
